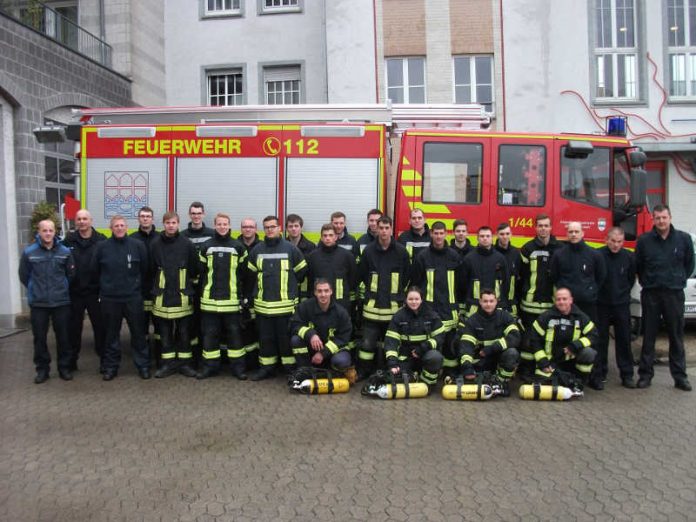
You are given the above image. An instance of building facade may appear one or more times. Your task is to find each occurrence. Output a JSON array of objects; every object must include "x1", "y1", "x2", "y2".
[{"x1": 502, "y1": 0, "x2": 696, "y2": 232}]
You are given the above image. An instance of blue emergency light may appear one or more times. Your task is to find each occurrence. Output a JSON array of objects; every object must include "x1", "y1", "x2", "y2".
[{"x1": 606, "y1": 116, "x2": 627, "y2": 136}]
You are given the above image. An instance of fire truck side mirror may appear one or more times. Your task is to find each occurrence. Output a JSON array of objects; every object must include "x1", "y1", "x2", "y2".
[
  {"x1": 630, "y1": 168, "x2": 647, "y2": 208},
  {"x1": 564, "y1": 140, "x2": 593, "y2": 159},
  {"x1": 65, "y1": 124, "x2": 83, "y2": 141},
  {"x1": 629, "y1": 150, "x2": 647, "y2": 168}
]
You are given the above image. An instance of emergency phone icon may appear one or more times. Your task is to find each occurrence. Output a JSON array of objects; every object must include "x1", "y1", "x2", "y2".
[{"x1": 262, "y1": 137, "x2": 281, "y2": 156}]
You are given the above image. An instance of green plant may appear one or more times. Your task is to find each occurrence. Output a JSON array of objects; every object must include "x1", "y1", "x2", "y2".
[{"x1": 29, "y1": 201, "x2": 59, "y2": 241}]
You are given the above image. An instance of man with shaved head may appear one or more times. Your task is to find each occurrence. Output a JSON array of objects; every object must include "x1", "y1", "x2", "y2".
[
  {"x1": 63, "y1": 209, "x2": 107, "y2": 372},
  {"x1": 550, "y1": 221, "x2": 606, "y2": 389}
]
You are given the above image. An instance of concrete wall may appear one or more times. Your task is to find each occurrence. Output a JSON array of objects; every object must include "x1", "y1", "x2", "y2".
[
  {"x1": 325, "y1": 0, "x2": 377, "y2": 103},
  {"x1": 501, "y1": 0, "x2": 696, "y2": 232},
  {"x1": 0, "y1": 13, "x2": 132, "y2": 314}
]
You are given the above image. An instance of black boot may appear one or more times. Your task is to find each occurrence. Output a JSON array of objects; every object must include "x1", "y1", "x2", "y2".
[
  {"x1": 179, "y1": 363, "x2": 197, "y2": 378},
  {"x1": 249, "y1": 366, "x2": 275, "y2": 381},
  {"x1": 155, "y1": 361, "x2": 178, "y2": 379},
  {"x1": 231, "y1": 363, "x2": 247, "y2": 381}
]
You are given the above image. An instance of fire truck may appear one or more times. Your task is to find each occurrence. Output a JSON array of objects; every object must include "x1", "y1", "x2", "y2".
[{"x1": 64, "y1": 103, "x2": 649, "y2": 245}]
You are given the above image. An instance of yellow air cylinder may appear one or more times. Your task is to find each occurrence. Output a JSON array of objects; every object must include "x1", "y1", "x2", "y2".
[
  {"x1": 297, "y1": 378, "x2": 350, "y2": 395},
  {"x1": 518, "y1": 383, "x2": 579, "y2": 400},
  {"x1": 441, "y1": 383, "x2": 494, "y2": 400},
  {"x1": 375, "y1": 382, "x2": 429, "y2": 399}
]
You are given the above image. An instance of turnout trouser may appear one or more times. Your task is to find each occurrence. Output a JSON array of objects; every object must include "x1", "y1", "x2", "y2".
[
  {"x1": 158, "y1": 315, "x2": 193, "y2": 364},
  {"x1": 256, "y1": 314, "x2": 293, "y2": 371},
  {"x1": 201, "y1": 311, "x2": 244, "y2": 371}
]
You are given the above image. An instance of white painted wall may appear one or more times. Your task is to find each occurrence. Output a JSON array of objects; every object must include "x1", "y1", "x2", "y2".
[
  {"x1": 0, "y1": 97, "x2": 23, "y2": 316},
  {"x1": 325, "y1": 0, "x2": 377, "y2": 103}
]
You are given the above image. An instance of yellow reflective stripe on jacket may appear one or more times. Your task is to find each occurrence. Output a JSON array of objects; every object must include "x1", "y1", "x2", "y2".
[
  {"x1": 390, "y1": 272, "x2": 400, "y2": 294},
  {"x1": 280, "y1": 259, "x2": 289, "y2": 301},
  {"x1": 426, "y1": 270, "x2": 434, "y2": 302},
  {"x1": 447, "y1": 269, "x2": 456, "y2": 304},
  {"x1": 473, "y1": 280, "x2": 480, "y2": 300},
  {"x1": 370, "y1": 273, "x2": 378, "y2": 293},
  {"x1": 336, "y1": 279, "x2": 344, "y2": 300},
  {"x1": 298, "y1": 324, "x2": 314, "y2": 339}
]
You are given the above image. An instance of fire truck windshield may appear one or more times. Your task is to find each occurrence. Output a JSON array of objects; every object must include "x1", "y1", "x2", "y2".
[{"x1": 560, "y1": 146, "x2": 610, "y2": 209}]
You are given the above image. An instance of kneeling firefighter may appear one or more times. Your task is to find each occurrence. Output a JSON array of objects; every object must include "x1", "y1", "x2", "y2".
[
  {"x1": 289, "y1": 278, "x2": 354, "y2": 382},
  {"x1": 529, "y1": 287, "x2": 597, "y2": 385},
  {"x1": 454, "y1": 288, "x2": 520, "y2": 397},
  {"x1": 380, "y1": 286, "x2": 445, "y2": 391}
]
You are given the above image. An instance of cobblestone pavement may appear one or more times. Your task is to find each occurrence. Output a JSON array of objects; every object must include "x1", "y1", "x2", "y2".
[{"x1": 1, "y1": 329, "x2": 696, "y2": 522}]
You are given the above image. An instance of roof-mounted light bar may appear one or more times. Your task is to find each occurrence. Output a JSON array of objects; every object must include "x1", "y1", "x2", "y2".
[
  {"x1": 97, "y1": 127, "x2": 156, "y2": 138},
  {"x1": 301, "y1": 126, "x2": 365, "y2": 138},
  {"x1": 196, "y1": 126, "x2": 258, "y2": 138}
]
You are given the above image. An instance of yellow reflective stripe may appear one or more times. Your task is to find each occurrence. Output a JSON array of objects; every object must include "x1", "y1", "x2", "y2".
[
  {"x1": 385, "y1": 349, "x2": 399, "y2": 359},
  {"x1": 461, "y1": 334, "x2": 478, "y2": 344},
  {"x1": 336, "y1": 279, "x2": 344, "y2": 300},
  {"x1": 504, "y1": 324, "x2": 519, "y2": 335},
  {"x1": 281, "y1": 356, "x2": 296, "y2": 365},
  {"x1": 244, "y1": 342, "x2": 259, "y2": 353},
  {"x1": 385, "y1": 329, "x2": 401, "y2": 341},
  {"x1": 508, "y1": 275, "x2": 515, "y2": 301},
  {"x1": 426, "y1": 270, "x2": 434, "y2": 302},
  {"x1": 498, "y1": 368, "x2": 515, "y2": 379},
  {"x1": 161, "y1": 352, "x2": 176, "y2": 360},
  {"x1": 203, "y1": 256, "x2": 214, "y2": 299},
  {"x1": 358, "y1": 350, "x2": 375, "y2": 360},
  {"x1": 421, "y1": 369, "x2": 438, "y2": 384},
  {"x1": 447, "y1": 269, "x2": 455, "y2": 304},
  {"x1": 473, "y1": 280, "x2": 480, "y2": 300},
  {"x1": 260, "y1": 355, "x2": 278, "y2": 366},
  {"x1": 294, "y1": 259, "x2": 307, "y2": 273},
  {"x1": 257, "y1": 270, "x2": 264, "y2": 302},
  {"x1": 430, "y1": 324, "x2": 447, "y2": 338},
  {"x1": 582, "y1": 321, "x2": 595, "y2": 335},
  {"x1": 203, "y1": 349, "x2": 221, "y2": 359},
  {"x1": 499, "y1": 338, "x2": 507, "y2": 350},
  {"x1": 402, "y1": 334, "x2": 428, "y2": 342},
  {"x1": 178, "y1": 352, "x2": 192, "y2": 359},
  {"x1": 390, "y1": 272, "x2": 399, "y2": 294},
  {"x1": 525, "y1": 257, "x2": 538, "y2": 305},
  {"x1": 495, "y1": 280, "x2": 500, "y2": 298},
  {"x1": 520, "y1": 351, "x2": 535, "y2": 361},
  {"x1": 533, "y1": 349, "x2": 547, "y2": 361},
  {"x1": 532, "y1": 321, "x2": 546, "y2": 336},
  {"x1": 442, "y1": 358, "x2": 459, "y2": 368},
  {"x1": 298, "y1": 324, "x2": 313, "y2": 338},
  {"x1": 227, "y1": 348, "x2": 245, "y2": 358},
  {"x1": 370, "y1": 273, "x2": 378, "y2": 293},
  {"x1": 280, "y1": 259, "x2": 289, "y2": 301},
  {"x1": 292, "y1": 346, "x2": 309, "y2": 355},
  {"x1": 576, "y1": 363, "x2": 593, "y2": 373},
  {"x1": 325, "y1": 340, "x2": 339, "y2": 354},
  {"x1": 545, "y1": 329, "x2": 555, "y2": 357}
]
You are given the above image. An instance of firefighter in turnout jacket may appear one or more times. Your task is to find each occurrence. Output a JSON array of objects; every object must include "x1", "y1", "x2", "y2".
[
  {"x1": 356, "y1": 216, "x2": 411, "y2": 378},
  {"x1": 196, "y1": 213, "x2": 248, "y2": 380},
  {"x1": 410, "y1": 221, "x2": 462, "y2": 374},
  {"x1": 397, "y1": 208, "x2": 431, "y2": 260},
  {"x1": 289, "y1": 279, "x2": 353, "y2": 374},
  {"x1": 247, "y1": 215, "x2": 307, "y2": 380},
  {"x1": 518, "y1": 214, "x2": 562, "y2": 378},
  {"x1": 306, "y1": 223, "x2": 356, "y2": 313},
  {"x1": 495, "y1": 223, "x2": 522, "y2": 317},
  {"x1": 456, "y1": 290, "x2": 520, "y2": 390},
  {"x1": 457, "y1": 226, "x2": 509, "y2": 317},
  {"x1": 237, "y1": 217, "x2": 262, "y2": 371},
  {"x1": 150, "y1": 212, "x2": 200, "y2": 378},
  {"x1": 384, "y1": 287, "x2": 445, "y2": 387},
  {"x1": 529, "y1": 287, "x2": 597, "y2": 383}
]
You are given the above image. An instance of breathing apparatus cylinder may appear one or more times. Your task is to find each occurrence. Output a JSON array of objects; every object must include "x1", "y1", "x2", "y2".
[
  {"x1": 374, "y1": 382, "x2": 429, "y2": 399},
  {"x1": 297, "y1": 378, "x2": 350, "y2": 395},
  {"x1": 441, "y1": 383, "x2": 494, "y2": 400},
  {"x1": 518, "y1": 383, "x2": 579, "y2": 400}
]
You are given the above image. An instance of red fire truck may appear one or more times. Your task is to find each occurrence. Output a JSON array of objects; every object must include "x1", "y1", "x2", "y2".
[{"x1": 65, "y1": 104, "x2": 648, "y2": 245}]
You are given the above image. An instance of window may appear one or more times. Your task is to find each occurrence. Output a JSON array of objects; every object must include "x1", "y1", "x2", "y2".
[
  {"x1": 497, "y1": 145, "x2": 546, "y2": 206},
  {"x1": 204, "y1": 0, "x2": 241, "y2": 16},
  {"x1": 593, "y1": 0, "x2": 641, "y2": 101},
  {"x1": 43, "y1": 119, "x2": 75, "y2": 212},
  {"x1": 261, "y1": 0, "x2": 301, "y2": 13},
  {"x1": 561, "y1": 146, "x2": 611, "y2": 208},
  {"x1": 207, "y1": 70, "x2": 244, "y2": 106},
  {"x1": 667, "y1": 0, "x2": 696, "y2": 98},
  {"x1": 386, "y1": 58, "x2": 425, "y2": 104},
  {"x1": 453, "y1": 56, "x2": 494, "y2": 112},
  {"x1": 422, "y1": 142, "x2": 482, "y2": 204},
  {"x1": 264, "y1": 65, "x2": 301, "y2": 104}
]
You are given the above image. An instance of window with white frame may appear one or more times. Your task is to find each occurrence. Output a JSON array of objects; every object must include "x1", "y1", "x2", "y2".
[
  {"x1": 264, "y1": 66, "x2": 301, "y2": 104},
  {"x1": 386, "y1": 57, "x2": 425, "y2": 104},
  {"x1": 205, "y1": 0, "x2": 241, "y2": 16},
  {"x1": 207, "y1": 70, "x2": 244, "y2": 106},
  {"x1": 453, "y1": 55, "x2": 494, "y2": 112},
  {"x1": 263, "y1": 0, "x2": 299, "y2": 11},
  {"x1": 667, "y1": 0, "x2": 696, "y2": 98},
  {"x1": 593, "y1": 0, "x2": 641, "y2": 101},
  {"x1": 43, "y1": 119, "x2": 76, "y2": 213}
]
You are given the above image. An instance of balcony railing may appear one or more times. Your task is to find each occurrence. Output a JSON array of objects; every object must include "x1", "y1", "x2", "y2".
[{"x1": 0, "y1": 1, "x2": 112, "y2": 68}]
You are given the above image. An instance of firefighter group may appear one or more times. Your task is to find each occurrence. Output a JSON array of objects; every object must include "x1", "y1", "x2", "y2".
[{"x1": 19, "y1": 202, "x2": 694, "y2": 397}]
